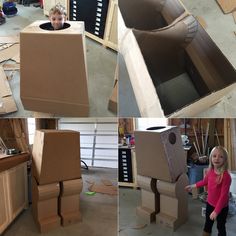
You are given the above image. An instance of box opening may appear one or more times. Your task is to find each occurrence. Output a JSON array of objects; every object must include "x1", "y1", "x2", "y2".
[
  {"x1": 120, "y1": 0, "x2": 236, "y2": 116},
  {"x1": 146, "y1": 126, "x2": 166, "y2": 130},
  {"x1": 39, "y1": 22, "x2": 71, "y2": 31}
]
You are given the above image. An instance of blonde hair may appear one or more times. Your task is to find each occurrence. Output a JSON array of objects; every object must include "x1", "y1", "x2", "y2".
[
  {"x1": 208, "y1": 146, "x2": 229, "y2": 183},
  {"x1": 49, "y1": 3, "x2": 66, "y2": 17}
]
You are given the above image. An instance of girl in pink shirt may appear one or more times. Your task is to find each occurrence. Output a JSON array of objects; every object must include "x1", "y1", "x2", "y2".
[{"x1": 185, "y1": 146, "x2": 231, "y2": 236}]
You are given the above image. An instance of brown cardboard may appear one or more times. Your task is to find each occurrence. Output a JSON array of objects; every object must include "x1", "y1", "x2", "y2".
[
  {"x1": 216, "y1": 0, "x2": 236, "y2": 14},
  {"x1": 20, "y1": 20, "x2": 89, "y2": 117},
  {"x1": 108, "y1": 79, "x2": 118, "y2": 113},
  {"x1": 89, "y1": 183, "x2": 118, "y2": 195},
  {"x1": 59, "y1": 195, "x2": 82, "y2": 226},
  {"x1": 0, "y1": 44, "x2": 19, "y2": 63},
  {"x1": 134, "y1": 126, "x2": 186, "y2": 182},
  {"x1": 60, "y1": 178, "x2": 83, "y2": 196},
  {"x1": 32, "y1": 130, "x2": 81, "y2": 185},
  {"x1": 36, "y1": 216, "x2": 61, "y2": 234},
  {"x1": 136, "y1": 175, "x2": 159, "y2": 222},
  {"x1": 2, "y1": 63, "x2": 20, "y2": 71},
  {"x1": 0, "y1": 66, "x2": 17, "y2": 114},
  {"x1": 59, "y1": 179, "x2": 83, "y2": 227},
  {"x1": 156, "y1": 173, "x2": 188, "y2": 231},
  {"x1": 119, "y1": 0, "x2": 236, "y2": 117},
  {"x1": 32, "y1": 177, "x2": 61, "y2": 233},
  {"x1": 233, "y1": 11, "x2": 236, "y2": 23},
  {"x1": 0, "y1": 36, "x2": 19, "y2": 43}
]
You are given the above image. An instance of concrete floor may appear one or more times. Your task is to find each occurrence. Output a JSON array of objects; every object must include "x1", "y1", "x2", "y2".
[
  {"x1": 119, "y1": 0, "x2": 236, "y2": 118},
  {"x1": 119, "y1": 187, "x2": 236, "y2": 236},
  {"x1": 0, "y1": 4, "x2": 117, "y2": 117},
  {"x1": 3, "y1": 167, "x2": 117, "y2": 236}
]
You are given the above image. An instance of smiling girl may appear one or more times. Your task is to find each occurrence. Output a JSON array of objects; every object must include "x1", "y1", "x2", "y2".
[{"x1": 185, "y1": 146, "x2": 232, "y2": 236}]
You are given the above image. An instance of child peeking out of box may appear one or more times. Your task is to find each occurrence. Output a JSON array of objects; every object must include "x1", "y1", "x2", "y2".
[
  {"x1": 49, "y1": 3, "x2": 66, "y2": 30},
  {"x1": 40, "y1": 3, "x2": 69, "y2": 31}
]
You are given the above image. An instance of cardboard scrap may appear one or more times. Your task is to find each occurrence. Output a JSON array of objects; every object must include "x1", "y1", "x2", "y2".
[
  {"x1": 216, "y1": 0, "x2": 236, "y2": 14},
  {"x1": 101, "y1": 179, "x2": 113, "y2": 186},
  {"x1": 88, "y1": 183, "x2": 117, "y2": 195},
  {"x1": 0, "y1": 44, "x2": 20, "y2": 63},
  {"x1": 0, "y1": 66, "x2": 17, "y2": 114},
  {"x1": 3, "y1": 63, "x2": 20, "y2": 71},
  {"x1": 0, "y1": 43, "x2": 14, "y2": 51},
  {"x1": 233, "y1": 11, "x2": 236, "y2": 23},
  {"x1": 0, "y1": 36, "x2": 19, "y2": 44},
  {"x1": 108, "y1": 79, "x2": 118, "y2": 113},
  {"x1": 86, "y1": 179, "x2": 95, "y2": 185}
]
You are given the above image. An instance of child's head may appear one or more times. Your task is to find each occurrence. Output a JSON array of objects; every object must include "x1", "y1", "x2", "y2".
[
  {"x1": 209, "y1": 146, "x2": 229, "y2": 172},
  {"x1": 49, "y1": 4, "x2": 66, "y2": 30}
]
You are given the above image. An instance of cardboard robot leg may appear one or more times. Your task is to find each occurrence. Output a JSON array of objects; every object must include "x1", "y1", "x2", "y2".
[
  {"x1": 32, "y1": 177, "x2": 61, "y2": 233},
  {"x1": 136, "y1": 175, "x2": 160, "y2": 223},
  {"x1": 59, "y1": 178, "x2": 83, "y2": 227},
  {"x1": 156, "y1": 173, "x2": 189, "y2": 231}
]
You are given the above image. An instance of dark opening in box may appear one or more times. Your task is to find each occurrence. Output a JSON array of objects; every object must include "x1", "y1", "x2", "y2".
[{"x1": 119, "y1": 0, "x2": 236, "y2": 116}]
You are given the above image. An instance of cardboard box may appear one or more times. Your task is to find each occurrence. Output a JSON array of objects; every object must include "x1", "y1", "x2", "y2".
[
  {"x1": 119, "y1": 0, "x2": 236, "y2": 117},
  {"x1": 60, "y1": 195, "x2": 82, "y2": 226},
  {"x1": 20, "y1": 20, "x2": 89, "y2": 117},
  {"x1": 134, "y1": 126, "x2": 186, "y2": 182},
  {"x1": 59, "y1": 178, "x2": 83, "y2": 227},
  {"x1": 60, "y1": 178, "x2": 83, "y2": 196},
  {"x1": 31, "y1": 177, "x2": 61, "y2": 233},
  {"x1": 156, "y1": 173, "x2": 189, "y2": 231},
  {"x1": 136, "y1": 175, "x2": 159, "y2": 222},
  {"x1": 32, "y1": 130, "x2": 81, "y2": 185}
]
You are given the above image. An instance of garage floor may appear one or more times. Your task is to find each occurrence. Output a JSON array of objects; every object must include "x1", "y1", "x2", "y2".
[
  {"x1": 119, "y1": 0, "x2": 236, "y2": 118},
  {"x1": 119, "y1": 187, "x2": 236, "y2": 236},
  {"x1": 0, "y1": 4, "x2": 117, "y2": 117},
  {"x1": 3, "y1": 167, "x2": 117, "y2": 236}
]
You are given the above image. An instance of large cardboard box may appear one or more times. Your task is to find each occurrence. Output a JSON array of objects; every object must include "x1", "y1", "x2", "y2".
[
  {"x1": 134, "y1": 126, "x2": 186, "y2": 182},
  {"x1": 59, "y1": 178, "x2": 83, "y2": 226},
  {"x1": 156, "y1": 173, "x2": 189, "y2": 231},
  {"x1": 20, "y1": 20, "x2": 89, "y2": 117},
  {"x1": 32, "y1": 177, "x2": 61, "y2": 233},
  {"x1": 32, "y1": 130, "x2": 81, "y2": 185},
  {"x1": 119, "y1": 0, "x2": 236, "y2": 117}
]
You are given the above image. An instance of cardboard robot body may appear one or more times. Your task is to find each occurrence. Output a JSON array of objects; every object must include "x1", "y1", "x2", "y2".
[
  {"x1": 20, "y1": 20, "x2": 89, "y2": 116},
  {"x1": 32, "y1": 130, "x2": 81, "y2": 185},
  {"x1": 135, "y1": 126, "x2": 187, "y2": 182}
]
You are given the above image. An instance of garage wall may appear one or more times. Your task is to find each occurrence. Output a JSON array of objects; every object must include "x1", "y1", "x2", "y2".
[{"x1": 58, "y1": 118, "x2": 118, "y2": 168}]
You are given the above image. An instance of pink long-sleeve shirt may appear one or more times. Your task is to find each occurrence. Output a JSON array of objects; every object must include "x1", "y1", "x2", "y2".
[{"x1": 196, "y1": 169, "x2": 231, "y2": 214}]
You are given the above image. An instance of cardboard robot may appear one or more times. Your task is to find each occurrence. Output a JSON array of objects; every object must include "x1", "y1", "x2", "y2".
[
  {"x1": 20, "y1": 21, "x2": 89, "y2": 116},
  {"x1": 32, "y1": 130, "x2": 83, "y2": 233},
  {"x1": 134, "y1": 126, "x2": 188, "y2": 231}
]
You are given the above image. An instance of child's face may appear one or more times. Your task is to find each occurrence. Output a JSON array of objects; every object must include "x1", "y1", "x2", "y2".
[
  {"x1": 50, "y1": 13, "x2": 65, "y2": 30},
  {"x1": 211, "y1": 149, "x2": 224, "y2": 169}
]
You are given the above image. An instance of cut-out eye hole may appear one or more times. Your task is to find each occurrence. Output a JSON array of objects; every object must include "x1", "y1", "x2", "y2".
[
  {"x1": 169, "y1": 132, "x2": 176, "y2": 145},
  {"x1": 39, "y1": 22, "x2": 71, "y2": 31}
]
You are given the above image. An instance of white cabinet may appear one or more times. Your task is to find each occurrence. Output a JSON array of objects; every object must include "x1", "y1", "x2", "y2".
[
  {"x1": 0, "y1": 162, "x2": 28, "y2": 234},
  {"x1": 43, "y1": 0, "x2": 68, "y2": 17},
  {"x1": 0, "y1": 172, "x2": 9, "y2": 234}
]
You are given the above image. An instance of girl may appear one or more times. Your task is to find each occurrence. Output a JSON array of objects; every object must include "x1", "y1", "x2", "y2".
[{"x1": 185, "y1": 146, "x2": 231, "y2": 236}]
